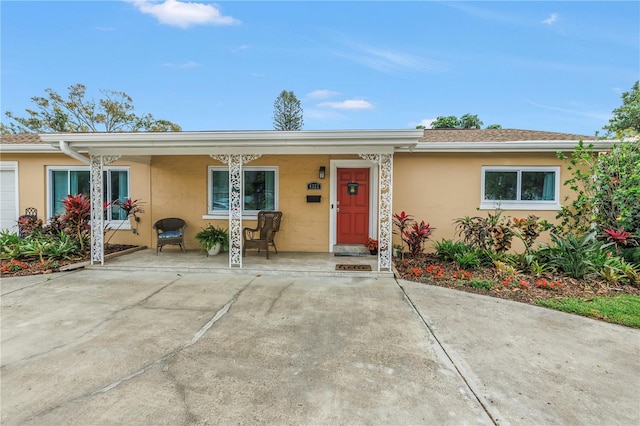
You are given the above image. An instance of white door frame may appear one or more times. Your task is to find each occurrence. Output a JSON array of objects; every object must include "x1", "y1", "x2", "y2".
[
  {"x1": 0, "y1": 161, "x2": 19, "y2": 233},
  {"x1": 328, "y1": 159, "x2": 378, "y2": 252}
]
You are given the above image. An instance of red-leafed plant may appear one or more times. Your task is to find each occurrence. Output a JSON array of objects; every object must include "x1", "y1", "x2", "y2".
[
  {"x1": 603, "y1": 228, "x2": 635, "y2": 248},
  {"x1": 393, "y1": 211, "x2": 436, "y2": 258},
  {"x1": 403, "y1": 220, "x2": 435, "y2": 258},
  {"x1": 61, "y1": 194, "x2": 91, "y2": 252}
]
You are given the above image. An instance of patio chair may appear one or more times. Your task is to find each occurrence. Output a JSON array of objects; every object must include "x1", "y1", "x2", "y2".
[
  {"x1": 242, "y1": 211, "x2": 282, "y2": 259},
  {"x1": 153, "y1": 218, "x2": 187, "y2": 254}
]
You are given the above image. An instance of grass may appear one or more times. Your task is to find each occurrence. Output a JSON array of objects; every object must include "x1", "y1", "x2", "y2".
[{"x1": 536, "y1": 295, "x2": 640, "y2": 328}]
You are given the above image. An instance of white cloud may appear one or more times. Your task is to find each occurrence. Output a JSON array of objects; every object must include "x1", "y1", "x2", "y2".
[
  {"x1": 96, "y1": 26, "x2": 114, "y2": 31},
  {"x1": 127, "y1": 0, "x2": 239, "y2": 29},
  {"x1": 163, "y1": 60, "x2": 201, "y2": 69},
  {"x1": 318, "y1": 99, "x2": 374, "y2": 110},
  {"x1": 542, "y1": 13, "x2": 559, "y2": 25},
  {"x1": 307, "y1": 90, "x2": 341, "y2": 100}
]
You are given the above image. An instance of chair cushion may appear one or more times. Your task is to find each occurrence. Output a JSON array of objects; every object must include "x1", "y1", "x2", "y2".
[{"x1": 158, "y1": 231, "x2": 182, "y2": 239}]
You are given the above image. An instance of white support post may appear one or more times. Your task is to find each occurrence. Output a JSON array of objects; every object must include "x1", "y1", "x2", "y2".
[
  {"x1": 211, "y1": 154, "x2": 261, "y2": 268},
  {"x1": 359, "y1": 153, "x2": 393, "y2": 272},
  {"x1": 90, "y1": 154, "x2": 120, "y2": 265}
]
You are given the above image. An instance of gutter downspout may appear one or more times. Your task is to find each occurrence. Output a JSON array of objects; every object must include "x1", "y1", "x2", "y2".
[{"x1": 59, "y1": 140, "x2": 90, "y2": 164}]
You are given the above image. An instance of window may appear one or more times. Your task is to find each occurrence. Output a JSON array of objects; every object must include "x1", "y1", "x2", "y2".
[
  {"x1": 480, "y1": 166, "x2": 560, "y2": 210},
  {"x1": 48, "y1": 167, "x2": 130, "y2": 223},
  {"x1": 208, "y1": 166, "x2": 278, "y2": 216}
]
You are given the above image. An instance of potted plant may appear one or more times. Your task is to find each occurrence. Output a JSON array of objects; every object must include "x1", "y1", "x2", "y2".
[
  {"x1": 194, "y1": 224, "x2": 229, "y2": 256},
  {"x1": 365, "y1": 238, "x2": 378, "y2": 255}
]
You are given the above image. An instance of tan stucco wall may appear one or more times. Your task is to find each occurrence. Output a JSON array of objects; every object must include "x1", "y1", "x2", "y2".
[
  {"x1": 5, "y1": 149, "x2": 577, "y2": 254},
  {"x1": 393, "y1": 151, "x2": 572, "y2": 250},
  {"x1": 1, "y1": 153, "x2": 152, "y2": 247},
  {"x1": 150, "y1": 155, "x2": 332, "y2": 252}
]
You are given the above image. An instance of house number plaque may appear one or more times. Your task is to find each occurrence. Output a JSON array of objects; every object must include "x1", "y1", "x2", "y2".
[{"x1": 307, "y1": 182, "x2": 322, "y2": 190}]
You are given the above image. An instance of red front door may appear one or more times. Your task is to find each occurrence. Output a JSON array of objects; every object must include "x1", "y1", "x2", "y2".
[{"x1": 337, "y1": 168, "x2": 370, "y2": 244}]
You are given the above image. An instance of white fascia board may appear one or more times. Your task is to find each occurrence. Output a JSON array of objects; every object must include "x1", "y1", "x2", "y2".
[
  {"x1": 40, "y1": 130, "x2": 420, "y2": 155},
  {"x1": 39, "y1": 129, "x2": 423, "y2": 144},
  {"x1": 0, "y1": 144, "x2": 59, "y2": 153},
  {"x1": 400, "y1": 140, "x2": 615, "y2": 153},
  {"x1": 89, "y1": 144, "x2": 396, "y2": 156}
]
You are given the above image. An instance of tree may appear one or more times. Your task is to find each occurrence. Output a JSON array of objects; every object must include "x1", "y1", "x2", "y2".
[
  {"x1": 430, "y1": 114, "x2": 498, "y2": 129},
  {"x1": 459, "y1": 113, "x2": 483, "y2": 129},
  {"x1": 272, "y1": 90, "x2": 303, "y2": 131},
  {"x1": 431, "y1": 115, "x2": 460, "y2": 129},
  {"x1": 1, "y1": 83, "x2": 181, "y2": 133},
  {"x1": 603, "y1": 81, "x2": 640, "y2": 137}
]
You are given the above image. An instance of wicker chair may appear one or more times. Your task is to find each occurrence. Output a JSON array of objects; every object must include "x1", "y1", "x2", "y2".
[
  {"x1": 242, "y1": 211, "x2": 282, "y2": 259},
  {"x1": 153, "y1": 218, "x2": 187, "y2": 254}
]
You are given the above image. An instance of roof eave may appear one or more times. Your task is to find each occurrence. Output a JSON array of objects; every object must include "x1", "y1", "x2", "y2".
[
  {"x1": 40, "y1": 130, "x2": 423, "y2": 155},
  {"x1": 401, "y1": 140, "x2": 616, "y2": 153},
  {"x1": 0, "y1": 144, "x2": 60, "y2": 153}
]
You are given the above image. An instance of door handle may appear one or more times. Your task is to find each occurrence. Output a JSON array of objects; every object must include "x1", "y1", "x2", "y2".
[{"x1": 336, "y1": 208, "x2": 340, "y2": 213}]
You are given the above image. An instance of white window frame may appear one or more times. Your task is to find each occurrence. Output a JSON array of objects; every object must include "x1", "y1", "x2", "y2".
[
  {"x1": 480, "y1": 166, "x2": 561, "y2": 211},
  {"x1": 205, "y1": 166, "x2": 279, "y2": 219},
  {"x1": 46, "y1": 166, "x2": 132, "y2": 229}
]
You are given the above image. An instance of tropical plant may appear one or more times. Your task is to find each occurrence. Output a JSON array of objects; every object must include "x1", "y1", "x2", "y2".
[
  {"x1": 433, "y1": 239, "x2": 468, "y2": 262},
  {"x1": 538, "y1": 232, "x2": 606, "y2": 279},
  {"x1": 556, "y1": 138, "x2": 640, "y2": 239},
  {"x1": 194, "y1": 224, "x2": 229, "y2": 252},
  {"x1": 404, "y1": 220, "x2": 435, "y2": 258},
  {"x1": 454, "y1": 251, "x2": 481, "y2": 270},
  {"x1": 61, "y1": 194, "x2": 91, "y2": 252},
  {"x1": 454, "y1": 209, "x2": 513, "y2": 253},
  {"x1": 393, "y1": 211, "x2": 414, "y2": 258}
]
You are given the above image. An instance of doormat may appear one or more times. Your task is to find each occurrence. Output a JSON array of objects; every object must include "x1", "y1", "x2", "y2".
[
  {"x1": 336, "y1": 264, "x2": 372, "y2": 271},
  {"x1": 334, "y1": 253, "x2": 367, "y2": 257}
]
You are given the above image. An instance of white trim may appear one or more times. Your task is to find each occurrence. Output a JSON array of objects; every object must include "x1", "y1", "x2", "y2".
[
  {"x1": 207, "y1": 166, "x2": 279, "y2": 216},
  {"x1": 0, "y1": 161, "x2": 19, "y2": 232},
  {"x1": 480, "y1": 166, "x2": 561, "y2": 211},
  {"x1": 329, "y1": 160, "x2": 378, "y2": 251},
  {"x1": 46, "y1": 165, "x2": 131, "y2": 226},
  {"x1": 41, "y1": 130, "x2": 422, "y2": 156},
  {"x1": 0, "y1": 144, "x2": 58, "y2": 153}
]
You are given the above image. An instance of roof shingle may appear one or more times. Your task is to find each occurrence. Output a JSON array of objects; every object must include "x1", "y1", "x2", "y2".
[
  {"x1": 0, "y1": 133, "x2": 44, "y2": 144},
  {"x1": 419, "y1": 128, "x2": 595, "y2": 143}
]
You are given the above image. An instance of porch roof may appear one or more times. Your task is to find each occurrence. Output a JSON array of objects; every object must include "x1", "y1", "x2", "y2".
[{"x1": 39, "y1": 130, "x2": 423, "y2": 156}]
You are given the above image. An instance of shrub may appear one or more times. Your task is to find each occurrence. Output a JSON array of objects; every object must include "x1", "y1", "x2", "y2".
[
  {"x1": 61, "y1": 194, "x2": 91, "y2": 252},
  {"x1": 454, "y1": 251, "x2": 481, "y2": 270},
  {"x1": 393, "y1": 212, "x2": 435, "y2": 258},
  {"x1": 538, "y1": 232, "x2": 605, "y2": 279},
  {"x1": 433, "y1": 239, "x2": 468, "y2": 262},
  {"x1": 454, "y1": 209, "x2": 515, "y2": 253}
]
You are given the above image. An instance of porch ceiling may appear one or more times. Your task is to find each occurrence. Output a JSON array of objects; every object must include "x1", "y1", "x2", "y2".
[{"x1": 40, "y1": 130, "x2": 422, "y2": 156}]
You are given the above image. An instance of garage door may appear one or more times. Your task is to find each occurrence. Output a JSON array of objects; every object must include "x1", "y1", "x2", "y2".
[{"x1": 0, "y1": 162, "x2": 18, "y2": 233}]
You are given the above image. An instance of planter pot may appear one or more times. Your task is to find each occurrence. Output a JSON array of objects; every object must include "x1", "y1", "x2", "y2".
[
  {"x1": 369, "y1": 249, "x2": 378, "y2": 255},
  {"x1": 207, "y1": 242, "x2": 222, "y2": 256}
]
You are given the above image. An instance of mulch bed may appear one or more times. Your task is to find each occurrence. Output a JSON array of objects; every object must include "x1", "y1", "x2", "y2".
[
  {"x1": 394, "y1": 254, "x2": 640, "y2": 305},
  {"x1": 0, "y1": 244, "x2": 138, "y2": 278}
]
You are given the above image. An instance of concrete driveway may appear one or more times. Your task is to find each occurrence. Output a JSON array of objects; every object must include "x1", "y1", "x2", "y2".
[{"x1": 1, "y1": 270, "x2": 638, "y2": 425}]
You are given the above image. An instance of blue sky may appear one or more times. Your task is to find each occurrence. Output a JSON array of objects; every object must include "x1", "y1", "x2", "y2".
[{"x1": 1, "y1": 1, "x2": 638, "y2": 135}]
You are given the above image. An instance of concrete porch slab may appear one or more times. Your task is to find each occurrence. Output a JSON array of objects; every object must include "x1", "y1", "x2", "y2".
[{"x1": 92, "y1": 248, "x2": 388, "y2": 277}]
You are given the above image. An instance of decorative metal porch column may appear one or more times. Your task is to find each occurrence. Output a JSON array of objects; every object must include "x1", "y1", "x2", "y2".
[
  {"x1": 211, "y1": 154, "x2": 261, "y2": 268},
  {"x1": 90, "y1": 154, "x2": 120, "y2": 265},
  {"x1": 359, "y1": 153, "x2": 393, "y2": 272}
]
